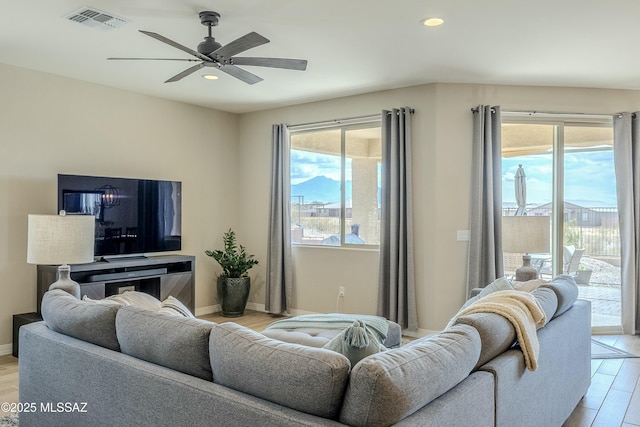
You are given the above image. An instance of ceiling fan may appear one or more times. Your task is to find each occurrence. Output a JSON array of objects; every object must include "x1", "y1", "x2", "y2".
[{"x1": 108, "y1": 11, "x2": 308, "y2": 84}]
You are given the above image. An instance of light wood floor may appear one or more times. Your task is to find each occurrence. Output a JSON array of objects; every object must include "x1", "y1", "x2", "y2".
[
  {"x1": 3, "y1": 310, "x2": 640, "y2": 426},
  {"x1": 564, "y1": 334, "x2": 640, "y2": 427}
]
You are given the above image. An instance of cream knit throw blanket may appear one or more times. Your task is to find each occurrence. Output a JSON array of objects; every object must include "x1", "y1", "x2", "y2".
[{"x1": 450, "y1": 290, "x2": 547, "y2": 371}]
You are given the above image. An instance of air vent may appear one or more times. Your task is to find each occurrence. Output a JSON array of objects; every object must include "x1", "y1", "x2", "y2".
[{"x1": 65, "y1": 7, "x2": 128, "y2": 31}]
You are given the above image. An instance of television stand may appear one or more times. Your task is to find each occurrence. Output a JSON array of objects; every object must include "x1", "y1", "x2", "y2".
[{"x1": 35, "y1": 255, "x2": 195, "y2": 314}]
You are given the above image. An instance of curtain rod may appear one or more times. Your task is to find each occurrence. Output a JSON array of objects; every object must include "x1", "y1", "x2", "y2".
[
  {"x1": 503, "y1": 110, "x2": 613, "y2": 120},
  {"x1": 288, "y1": 108, "x2": 414, "y2": 131},
  {"x1": 470, "y1": 107, "x2": 617, "y2": 120}
]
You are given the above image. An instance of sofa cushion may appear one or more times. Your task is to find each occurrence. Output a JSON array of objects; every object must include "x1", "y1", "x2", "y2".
[
  {"x1": 339, "y1": 324, "x2": 481, "y2": 427},
  {"x1": 541, "y1": 274, "x2": 579, "y2": 318},
  {"x1": 531, "y1": 287, "x2": 558, "y2": 325},
  {"x1": 116, "y1": 306, "x2": 214, "y2": 381},
  {"x1": 452, "y1": 312, "x2": 516, "y2": 368},
  {"x1": 41, "y1": 289, "x2": 122, "y2": 351},
  {"x1": 209, "y1": 322, "x2": 350, "y2": 419}
]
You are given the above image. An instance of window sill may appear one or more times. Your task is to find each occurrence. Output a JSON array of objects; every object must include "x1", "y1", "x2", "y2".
[{"x1": 292, "y1": 244, "x2": 379, "y2": 252}]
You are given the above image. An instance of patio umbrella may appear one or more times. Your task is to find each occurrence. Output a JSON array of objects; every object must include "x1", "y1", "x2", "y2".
[{"x1": 514, "y1": 164, "x2": 527, "y2": 216}]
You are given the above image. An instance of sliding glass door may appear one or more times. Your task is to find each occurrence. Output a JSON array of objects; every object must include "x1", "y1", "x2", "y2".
[{"x1": 501, "y1": 115, "x2": 620, "y2": 331}]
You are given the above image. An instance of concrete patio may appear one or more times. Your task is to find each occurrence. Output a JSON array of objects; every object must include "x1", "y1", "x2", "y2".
[{"x1": 579, "y1": 283, "x2": 621, "y2": 328}]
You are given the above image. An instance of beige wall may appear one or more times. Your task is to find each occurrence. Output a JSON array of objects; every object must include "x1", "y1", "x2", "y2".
[
  {"x1": 4, "y1": 58, "x2": 640, "y2": 347},
  {"x1": 0, "y1": 63, "x2": 239, "y2": 348}
]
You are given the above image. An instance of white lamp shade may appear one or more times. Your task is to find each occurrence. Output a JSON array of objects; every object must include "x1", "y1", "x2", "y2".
[
  {"x1": 27, "y1": 214, "x2": 95, "y2": 265},
  {"x1": 502, "y1": 216, "x2": 550, "y2": 254}
]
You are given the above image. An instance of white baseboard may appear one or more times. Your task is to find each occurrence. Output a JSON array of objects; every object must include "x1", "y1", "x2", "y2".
[
  {"x1": 245, "y1": 302, "x2": 266, "y2": 312},
  {"x1": 592, "y1": 325, "x2": 623, "y2": 335},
  {"x1": 194, "y1": 304, "x2": 220, "y2": 316},
  {"x1": 0, "y1": 343, "x2": 13, "y2": 357}
]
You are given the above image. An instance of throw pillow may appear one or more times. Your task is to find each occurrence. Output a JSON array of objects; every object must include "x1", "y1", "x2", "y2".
[
  {"x1": 322, "y1": 320, "x2": 385, "y2": 367},
  {"x1": 159, "y1": 295, "x2": 194, "y2": 318},
  {"x1": 512, "y1": 279, "x2": 547, "y2": 293},
  {"x1": 460, "y1": 277, "x2": 513, "y2": 310},
  {"x1": 83, "y1": 292, "x2": 193, "y2": 318},
  {"x1": 83, "y1": 291, "x2": 161, "y2": 311}
]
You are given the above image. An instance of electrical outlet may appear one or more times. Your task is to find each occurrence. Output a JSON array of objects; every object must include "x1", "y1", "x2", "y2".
[{"x1": 338, "y1": 286, "x2": 345, "y2": 297}]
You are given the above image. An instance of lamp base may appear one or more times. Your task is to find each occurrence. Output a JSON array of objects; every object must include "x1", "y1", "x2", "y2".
[
  {"x1": 515, "y1": 254, "x2": 538, "y2": 282},
  {"x1": 49, "y1": 264, "x2": 81, "y2": 299}
]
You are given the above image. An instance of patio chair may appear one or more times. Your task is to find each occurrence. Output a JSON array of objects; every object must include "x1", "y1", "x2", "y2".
[
  {"x1": 565, "y1": 246, "x2": 585, "y2": 274},
  {"x1": 538, "y1": 245, "x2": 585, "y2": 277}
]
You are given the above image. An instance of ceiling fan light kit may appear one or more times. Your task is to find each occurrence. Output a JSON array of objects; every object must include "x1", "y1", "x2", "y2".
[{"x1": 108, "y1": 10, "x2": 307, "y2": 85}]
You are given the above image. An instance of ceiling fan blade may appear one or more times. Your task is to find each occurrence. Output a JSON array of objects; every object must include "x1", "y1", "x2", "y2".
[
  {"x1": 108, "y1": 57, "x2": 201, "y2": 62},
  {"x1": 218, "y1": 65, "x2": 263, "y2": 85},
  {"x1": 231, "y1": 57, "x2": 307, "y2": 71},
  {"x1": 213, "y1": 32, "x2": 269, "y2": 59},
  {"x1": 165, "y1": 63, "x2": 205, "y2": 83},
  {"x1": 139, "y1": 30, "x2": 212, "y2": 62}
]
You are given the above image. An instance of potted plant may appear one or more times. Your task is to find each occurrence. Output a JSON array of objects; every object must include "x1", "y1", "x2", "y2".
[
  {"x1": 205, "y1": 229, "x2": 258, "y2": 317},
  {"x1": 574, "y1": 264, "x2": 593, "y2": 285}
]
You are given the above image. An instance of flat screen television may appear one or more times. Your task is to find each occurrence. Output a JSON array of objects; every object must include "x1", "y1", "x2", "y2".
[{"x1": 57, "y1": 174, "x2": 182, "y2": 259}]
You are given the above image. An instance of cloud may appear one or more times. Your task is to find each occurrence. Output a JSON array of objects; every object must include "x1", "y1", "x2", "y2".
[
  {"x1": 290, "y1": 149, "x2": 352, "y2": 185},
  {"x1": 502, "y1": 151, "x2": 617, "y2": 206}
]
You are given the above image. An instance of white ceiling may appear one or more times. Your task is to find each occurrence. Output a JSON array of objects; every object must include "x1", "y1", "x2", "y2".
[{"x1": 2, "y1": 1, "x2": 640, "y2": 114}]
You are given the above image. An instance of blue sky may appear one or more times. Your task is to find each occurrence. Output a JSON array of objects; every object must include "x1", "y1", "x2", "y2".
[
  {"x1": 290, "y1": 149, "x2": 382, "y2": 186},
  {"x1": 502, "y1": 150, "x2": 617, "y2": 206},
  {"x1": 290, "y1": 150, "x2": 345, "y2": 185},
  {"x1": 292, "y1": 148, "x2": 618, "y2": 207}
]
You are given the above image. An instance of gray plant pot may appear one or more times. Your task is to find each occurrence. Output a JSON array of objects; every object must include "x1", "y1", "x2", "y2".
[
  {"x1": 218, "y1": 276, "x2": 251, "y2": 317},
  {"x1": 574, "y1": 269, "x2": 592, "y2": 285}
]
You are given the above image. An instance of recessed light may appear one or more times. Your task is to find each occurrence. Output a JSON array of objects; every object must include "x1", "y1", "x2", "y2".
[
  {"x1": 202, "y1": 74, "x2": 219, "y2": 80},
  {"x1": 422, "y1": 17, "x2": 444, "y2": 27}
]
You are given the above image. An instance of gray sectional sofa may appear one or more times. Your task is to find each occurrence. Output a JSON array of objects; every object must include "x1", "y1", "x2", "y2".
[{"x1": 18, "y1": 275, "x2": 590, "y2": 427}]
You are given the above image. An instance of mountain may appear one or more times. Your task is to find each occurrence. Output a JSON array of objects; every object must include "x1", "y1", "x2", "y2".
[{"x1": 291, "y1": 176, "x2": 351, "y2": 204}]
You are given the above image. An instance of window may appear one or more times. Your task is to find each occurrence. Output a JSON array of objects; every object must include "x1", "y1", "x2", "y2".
[{"x1": 289, "y1": 120, "x2": 382, "y2": 247}]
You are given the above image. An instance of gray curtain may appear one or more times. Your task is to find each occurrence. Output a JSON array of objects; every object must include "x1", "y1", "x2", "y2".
[
  {"x1": 613, "y1": 112, "x2": 640, "y2": 334},
  {"x1": 377, "y1": 107, "x2": 418, "y2": 331},
  {"x1": 467, "y1": 105, "x2": 503, "y2": 295},
  {"x1": 266, "y1": 124, "x2": 293, "y2": 314}
]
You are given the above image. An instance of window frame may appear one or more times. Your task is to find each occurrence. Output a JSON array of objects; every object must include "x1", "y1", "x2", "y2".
[
  {"x1": 501, "y1": 112, "x2": 613, "y2": 275},
  {"x1": 289, "y1": 118, "x2": 382, "y2": 249}
]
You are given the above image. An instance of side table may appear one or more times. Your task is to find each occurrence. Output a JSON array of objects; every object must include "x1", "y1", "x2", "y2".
[{"x1": 13, "y1": 312, "x2": 43, "y2": 358}]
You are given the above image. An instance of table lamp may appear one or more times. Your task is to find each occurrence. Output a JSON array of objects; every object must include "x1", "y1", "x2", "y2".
[
  {"x1": 502, "y1": 215, "x2": 550, "y2": 281},
  {"x1": 27, "y1": 211, "x2": 95, "y2": 299}
]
